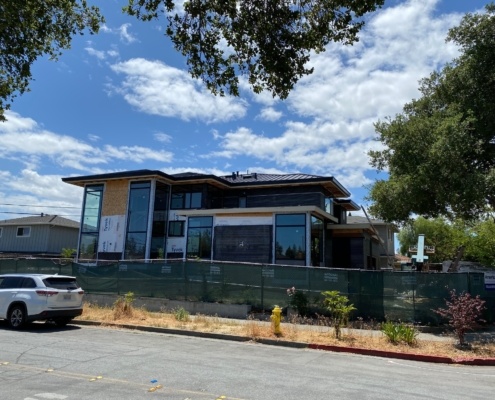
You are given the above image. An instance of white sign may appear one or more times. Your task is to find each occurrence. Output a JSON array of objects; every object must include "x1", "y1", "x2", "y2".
[
  {"x1": 324, "y1": 273, "x2": 338, "y2": 283},
  {"x1": 98, "y1": 215, "x2": 125, "y2": 253},
  {"x1": 484, "y1": 272, "x2": 495, "y2": 291},
  {"x1": 215, "y1": 216, "x2": 272, "y2": 226}
]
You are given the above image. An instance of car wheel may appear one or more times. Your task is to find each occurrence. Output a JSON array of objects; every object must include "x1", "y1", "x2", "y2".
[
  {"x1": 54, "y1": 317, "x2": 73, "y2": 327},
  {"x1": 8, "y1": 305, "x2": 26, "y2": 329}
]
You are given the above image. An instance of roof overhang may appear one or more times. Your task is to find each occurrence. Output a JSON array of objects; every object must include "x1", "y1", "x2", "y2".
[
  {"x1": 62, "y1": 169, "x2": 352, "y2": 197},
  {"x1": 176, "y1": 206, "x2": 339, "y2": 223},
  {"x1": 333, "y1": 199, "x2": 360, "y2": 211}
]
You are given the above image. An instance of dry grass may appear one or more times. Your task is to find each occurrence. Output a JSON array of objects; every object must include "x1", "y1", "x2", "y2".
[{"x1": 77, "y1": 302, "x2": 495, "y2": 360}]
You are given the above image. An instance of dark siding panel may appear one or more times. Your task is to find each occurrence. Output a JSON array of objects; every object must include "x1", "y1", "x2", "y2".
[
  {"x1": 214, "y1": 225, "x2": 272, "y2": 263},
  {"x1": 210, "y1": 186, "x2": 326, "y2": 209},
  {"x1": 332, "y1": 237, "x2": 364, "y2": 269}
]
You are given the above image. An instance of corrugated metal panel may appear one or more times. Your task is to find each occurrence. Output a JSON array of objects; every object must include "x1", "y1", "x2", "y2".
[
  {"x1": 46, "y1": 227, "x2": 79, "y2": 253},
  {"x1": 0, "y1": 225, "x2": 78, "y2": 254}
]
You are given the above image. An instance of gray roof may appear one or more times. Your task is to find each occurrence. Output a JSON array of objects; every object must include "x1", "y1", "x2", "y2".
[
  {"x1": 0, "y1": 215, "x2": 79, "y2": 229},
  {"x1": 219, "y1": 172, "x2": 322, "y2": 184}
]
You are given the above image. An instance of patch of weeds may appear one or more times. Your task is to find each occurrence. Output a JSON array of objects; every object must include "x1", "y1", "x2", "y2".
[
  {"x1": 113, "y1": 292, "x2": 135, "y2": 320},
  {"x1": 174, "y1": 307, "x2": 190, "y2": 322}
]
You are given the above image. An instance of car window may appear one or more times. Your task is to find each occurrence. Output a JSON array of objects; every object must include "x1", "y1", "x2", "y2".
[
  {"x1": 43, "y1": 277, "x2": 80, "y2": 290},
  {"x1": 0, "y1": 276, "x2": 24, "y2": 289},
  {"x1": 21, "y1": 278, "x2": 37, "y2": 288}
]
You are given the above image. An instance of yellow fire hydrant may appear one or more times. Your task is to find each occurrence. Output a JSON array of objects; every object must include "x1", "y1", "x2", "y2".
[{"x1": 270, "y1": 305, "x2": 282, "y2": 336}]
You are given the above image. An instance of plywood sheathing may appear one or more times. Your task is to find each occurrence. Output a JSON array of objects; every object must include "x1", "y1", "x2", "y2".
[{"x1": 102, "y1": 180, "x2": 129, "y2": 216}]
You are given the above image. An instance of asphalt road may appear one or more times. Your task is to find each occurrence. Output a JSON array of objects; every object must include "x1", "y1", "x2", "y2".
[{"x1": 0, "y1": 322, "x2": 494, "y2": 400}]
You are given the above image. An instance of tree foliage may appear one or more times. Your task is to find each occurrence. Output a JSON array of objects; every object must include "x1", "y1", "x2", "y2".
[
  {"x1": 397, "y1": 217, "x2": 466, "y2": 263},
  {"x1": 397, "y1": 216, "x2": 495, "y2": 267},
  {"x1": 0, "y1": 1, "x2": 104, "y2": 121},
  {"x1": 124, "y1": 0, "x2": 384, "y2": 99},
  {"x1": 367, "y1": 4, "x2": 495, "y2": 223}
]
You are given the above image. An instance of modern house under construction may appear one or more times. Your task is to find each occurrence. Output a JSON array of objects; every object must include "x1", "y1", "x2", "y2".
[{"x1": 62, "y1": 170, "x2": 396, "y2": 269}]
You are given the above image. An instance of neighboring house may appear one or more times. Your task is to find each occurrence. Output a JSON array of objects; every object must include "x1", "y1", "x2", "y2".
[
  {"x1": 63, "y1": 169, "x2": 393, "y2": 269},
  {"x1": 0, "y1": 215, "x2": 79, "y2": 256}
]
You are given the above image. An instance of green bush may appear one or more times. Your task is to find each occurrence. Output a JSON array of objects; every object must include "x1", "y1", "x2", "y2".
[
  {"x1": 381, "y1": 321, "x2": 418, "y2": 345},
  {"x1": 174, "y1": 307, "x2": 190, "y2": 322},
  {"x1": 287, "y1": 287, "x2": 309, "y2": 316}
]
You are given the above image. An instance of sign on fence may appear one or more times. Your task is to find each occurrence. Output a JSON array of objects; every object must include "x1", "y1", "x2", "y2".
[{"x1": 484, "y1": 272, "x2": 495, "y2": 291}]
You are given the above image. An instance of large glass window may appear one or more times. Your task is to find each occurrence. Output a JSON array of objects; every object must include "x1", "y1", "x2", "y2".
[
  {"x1": 186, "y1": 216, "x2": 213, "y2": 259},
  {"x1": 79, "y1": 184, "x2": 103, "y2": 260},
  {"x1": 311, "y1": 216, "x2": 324, "y2": 266},
  {"x1": 171, "y1": 192, "x2": 202, "y2": 209},
  {"x1": 150, "y1": 182, "x2": 170, "y2": 259},
  {"x1": 275, "y1": 214, "x2": 306, "y2": 265},
  {"x1": 125, "y1": 181, "x2": 150, "y2": 259}
]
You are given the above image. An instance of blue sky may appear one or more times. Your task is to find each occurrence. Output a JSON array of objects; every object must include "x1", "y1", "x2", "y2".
[{"x1": 0, "y1": 0, "x2": 489, "y2": 221}]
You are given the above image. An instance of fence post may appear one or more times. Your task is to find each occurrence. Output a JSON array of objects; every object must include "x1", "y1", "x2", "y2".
[{"x1": 260, "y1": 265, "x2": 264, "y2": 310}]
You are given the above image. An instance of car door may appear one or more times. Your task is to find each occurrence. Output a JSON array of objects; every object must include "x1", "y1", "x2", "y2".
[{"x1": 0, "y1": 276, "x2": 24, "y2": 318}]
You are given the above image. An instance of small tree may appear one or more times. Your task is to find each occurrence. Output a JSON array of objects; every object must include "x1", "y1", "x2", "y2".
[
  {"x1": 434, "y1": 289, "x2": 486, "y2": 347},
  {"x1": 321, "y1": 291, "x2": 356, "y2": 340},
  {"x1": 60, "y1": 248, "x2": 76, "y2": 258}
]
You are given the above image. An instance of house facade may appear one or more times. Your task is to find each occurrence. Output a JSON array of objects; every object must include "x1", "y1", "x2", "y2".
[
  {"x1": 0, "y1": 215, "x2": 79, "y2": 256},
  {"x1": 63, "y1": 169, "x2": 393, "y2": 269}
]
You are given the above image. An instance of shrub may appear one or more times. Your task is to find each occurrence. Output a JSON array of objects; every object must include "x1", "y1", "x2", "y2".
[
  {"x1": 381, "y1": 321, "x2": 418, "y2": 345},
  {"x1": 321, "y1": 290, "x2": 356, "y2": 340},
  {"x1": 113, "y1": 291, "x2": 135, "y2": 319},
  {"x1": 434, "y1": 289, "x2": 486, "y2": 346},
  {"x1": 287, "y1": 287, "x2": 309, "y2": 316},
  {"x1": 174, "y1": 307, "x2": 190, "y2": 322}
]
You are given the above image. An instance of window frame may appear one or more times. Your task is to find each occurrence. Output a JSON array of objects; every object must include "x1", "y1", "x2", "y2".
[
  {"x1": 168, "y1": 220, "x2": 185, "y2": 237},
  {"x1": 16, "y1": 226, "x2": 31, "y2": 238}
]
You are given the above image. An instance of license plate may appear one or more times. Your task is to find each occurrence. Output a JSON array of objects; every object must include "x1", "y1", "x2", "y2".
[{"x1": 63, "y1": 294, "x2": 72, "y2": 300}]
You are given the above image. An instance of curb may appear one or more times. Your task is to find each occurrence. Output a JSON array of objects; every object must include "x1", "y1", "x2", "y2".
[{"x1": 72, "y1": 320, "x2": 495, "y2": 366}]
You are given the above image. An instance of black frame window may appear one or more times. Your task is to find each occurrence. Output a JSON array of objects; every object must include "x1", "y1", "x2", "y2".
[
  {"x1": 171, "y1": 192, "x2": 202, "y2": 209},
  {"x1": 275, "y1": 214, "x2": 306, "y2": 264},
  {"x1": 311, "y1": 216, "x2": 324, "y2": 267},
  {"x1": 79, "y1": 184, "x2": 104, "y2": 260},
  {"x1": 125, "y1": 181, "x2": 151, "y2": 260},
  {"x1": 186, "y1": 216, "x2": 213, "y2": 259},
  {"x1": 169, "y1": 221, "x2": 185, "y2": 237}
]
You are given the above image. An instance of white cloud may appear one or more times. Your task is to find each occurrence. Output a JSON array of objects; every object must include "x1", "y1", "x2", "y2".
[
  {"x1": 85, "y1": 47, "x2": 106, "y2": 60},
  {"x1": 110, "y1": 58, "x2": 248, "y2": 123},
  {"x1": 0, "y1": 169, "x2": 84, "y2": 220},
  {"x1": 100, "y1": 23, "x2": 138, "y2": 44},
  {"x1": 118, "y1": 23, "x2": 138, "y2": 44},
  {"x1": 0, "y1": 111, "x2": 173, "y2": 171},
  {"x1": 258, "y1": 107, "x2": 283, "y2": 122},
  {"x1": 203, "y1": 0, "x2": 467, "y2": 190},
  {"x1": 154, "y1": 132, "x2": 172, "y2": 143}
]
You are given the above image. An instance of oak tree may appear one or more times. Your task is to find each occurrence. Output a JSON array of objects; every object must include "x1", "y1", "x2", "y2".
[
  {"x1": 124, "y1": 0, "x2": 384, "y2": 99},
  {"x1": 368, "y1": 4, "x2": 495, "y2": 223},
  {"x1": 0, "y1": 1, "x2": 104, "y2": 120}
]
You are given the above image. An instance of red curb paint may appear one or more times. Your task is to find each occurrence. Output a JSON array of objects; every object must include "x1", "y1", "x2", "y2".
[{"x1": 308, "y1": 344, "x2": 495, "y2": 365}]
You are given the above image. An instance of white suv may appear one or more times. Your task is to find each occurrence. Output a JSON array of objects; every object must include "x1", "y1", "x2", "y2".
[{"x1": 0, "y1": 274, "x2": 84, "y2": 329}]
